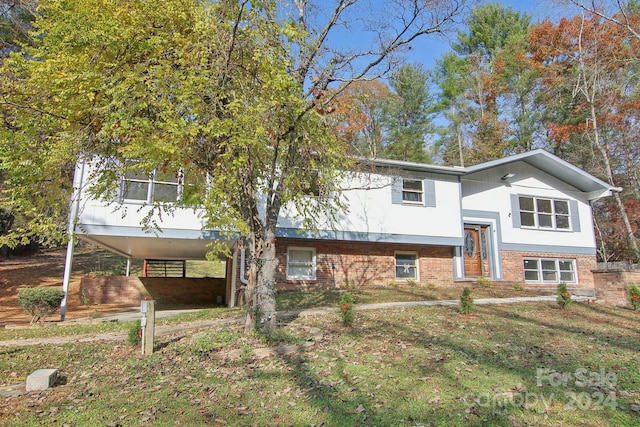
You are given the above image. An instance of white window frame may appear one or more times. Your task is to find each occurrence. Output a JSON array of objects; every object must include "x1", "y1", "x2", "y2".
[
  {"x1": 286, "y1": 247, "x2": 317, "y2": 281},
  {"x1": 518, "y1": 196, "x2": 571, "y2": 231},
  {"x1": 523, "y1": 258, "x2": 577, "y2": 284},
  {"x1": 402, "y1": 179, "x2": 424, "y2": 205},
  {"x1": 395, "y1": 252, "x2": 418, "y2": 281},
  {"x1": 122, "y1": 167, "x2": 183, "y2": 204}
]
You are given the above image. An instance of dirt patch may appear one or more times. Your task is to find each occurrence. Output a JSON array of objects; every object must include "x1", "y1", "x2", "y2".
[{"x1": 0, "y1": 247, "x2": 134, "y2": 326}]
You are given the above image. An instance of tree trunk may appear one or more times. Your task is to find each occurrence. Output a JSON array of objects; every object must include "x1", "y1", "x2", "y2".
[
  {"x1": 588, "y1": 103, "x2": 640, "y2": 262},
  {"x1": 244, "y1": 229, "x2": 278, "y2": 333},
  {"x1": 592, "y1": 213, "x2": 609, "y2": 262}
]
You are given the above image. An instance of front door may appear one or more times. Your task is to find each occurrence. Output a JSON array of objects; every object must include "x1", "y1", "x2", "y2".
[
  {"x1": 463, "y1": 226, "x2": 491, "y2": 278},
  {"x1": 463, "y1": 228, "x2": 482, "y2": 277}
]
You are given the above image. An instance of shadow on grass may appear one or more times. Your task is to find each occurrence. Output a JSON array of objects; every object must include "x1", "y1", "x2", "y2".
[
  {"x1": 487, "y1": 302, "x2": 640, "y2": 354},
  {"x1": 265, "y1": 302, "x2": 640, "y2": 425}
]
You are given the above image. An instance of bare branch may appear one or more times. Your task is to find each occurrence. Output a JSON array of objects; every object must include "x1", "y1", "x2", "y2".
[
  {"x1": 294, "y1": 0, "x2": 465, "y2": 92},
  {"x1": 566, "y1": 0, "x2": 640, "y2": 41}
]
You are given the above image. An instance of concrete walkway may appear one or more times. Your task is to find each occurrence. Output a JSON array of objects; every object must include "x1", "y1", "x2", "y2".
[{"x1": 0, "y1": 295, "x2": 595, "y2": 347}]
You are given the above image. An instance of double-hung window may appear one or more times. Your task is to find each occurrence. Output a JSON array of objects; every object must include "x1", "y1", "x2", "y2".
[
  {"x1": 392, "y1": 177, "x2": 436, "y2": 207},
  {"x1": 402, "y1": 179, "x2": 424, "y2": 204},
  {"x1": 518, "y1": 196, "x2": 571, "y2": 230},
  {"x1": 395, "y1": 252, "x2": 418, "y2": 280},
  {"x1": 153, "y1": 170, "x2": 181, "y2": 202},
  {"x1": 286, "y1": 247, "x2": 316, "y2": 280},
  {"x1": 523, "y1": 258, "x2": 576, "y2": 284}
]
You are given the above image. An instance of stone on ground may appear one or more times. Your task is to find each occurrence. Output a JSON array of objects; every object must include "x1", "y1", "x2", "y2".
[{"x1": 26, "y1": 369, "x2": 58, "y2": 392}]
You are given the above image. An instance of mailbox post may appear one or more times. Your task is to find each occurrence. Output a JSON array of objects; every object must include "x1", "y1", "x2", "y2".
[{"x1": 140, "y1": 299, "x2": 155, "y2": 355}]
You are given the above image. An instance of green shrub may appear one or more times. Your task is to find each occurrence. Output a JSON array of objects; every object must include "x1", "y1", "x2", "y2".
[
  {"x1": 459, "y1": 287, "x2": 474, "y2": 314},
  {"x1": 255, "y1": 327, "x2": 302, "y2": 346},
  {"x1": 17, "y1": 287, "x2": 65, "y2": 325},
  {"x1": 128, "y1": 320, "x2": 142, "y2": 346},
  {"x1": 192, "y1": 328, "x2": 241, "y2": 357},
  {"x1": 476, "y1": 276, "x2": 492, "y2": 288},
  {"x1": 557, "y1": 282, "x2": 572, "y2": 310},
  {"x1": 628, "y1": 283, "x2": 640, "y2": 310},
  {"x1": 405, "y1": 278, "x2": 418, "y2": 287},
  {"x1": 194, "y1": 334, "x2": 214, "y2": 357},
  {"x1": 340, "y1": 292, "x2": 354, "y2": 326},
  {"x1": 512, "y1": 282, "x2": 525, "y2": 291}
]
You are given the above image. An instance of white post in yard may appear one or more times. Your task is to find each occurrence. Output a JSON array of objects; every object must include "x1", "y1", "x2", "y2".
[{"x1": 140, "y1": 299, "x2": 156, "y2": 356}]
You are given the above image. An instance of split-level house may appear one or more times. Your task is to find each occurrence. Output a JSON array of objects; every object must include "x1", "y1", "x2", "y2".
[{"x1": 62, "y1": 149, "x2": 618, "y2": 312}]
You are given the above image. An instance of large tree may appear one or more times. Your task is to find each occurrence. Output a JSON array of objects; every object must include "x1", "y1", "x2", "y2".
[
  {"x1": 433, "y1": 2, "x2": 535, "y2": 165},
  {"x1": 382, "y1": 63, "x2": 435, "y2": 163},
  {"x1": 0, "y1": 0, "x2": 37, "y2": 58},
  {"x1": 0, "y1": 0, "x2": 38, "y2": 252},
  {"x1": 432, "y1": 51, "x2": 470, "y2": 165},
  {"x1": 0, "y1": 0, "x2": 465, "y2": 330},
  {"x1": 529, "y1": 11, "x2": 640, "y2": 262},
  {"x1": 330, "y1": 79, "x2": 391, "y2": 158}
]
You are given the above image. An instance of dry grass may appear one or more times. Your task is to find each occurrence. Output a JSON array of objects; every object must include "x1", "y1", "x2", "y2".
[{"x1": 1, "y1": 301, "x2": 638, "y2": 426}]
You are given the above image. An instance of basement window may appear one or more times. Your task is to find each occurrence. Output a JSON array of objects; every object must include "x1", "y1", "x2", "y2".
[
  {"x1": 395, "y1": 252, "x2": 418, "y2": 280},
  {"x1": 523, "y1": 258, "x2": 576, "y2": 284},
  {"x1": 287, "y1": 247, "x2": 316, "y2": 280}
]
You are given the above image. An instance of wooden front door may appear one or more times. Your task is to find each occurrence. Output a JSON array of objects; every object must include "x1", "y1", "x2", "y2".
[
  {"x1": 463, "y1": 228, "x2": 482, "y2": 277},
  {"x1": 463, "y1": 226, "x2": 491, "y2": 278}
]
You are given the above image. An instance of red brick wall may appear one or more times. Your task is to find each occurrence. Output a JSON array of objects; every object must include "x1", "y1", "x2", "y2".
[
  {"x1": 500, "y1": 250, "x2": 597, "y2": 289},
  {"x1": 80, "y1": 276, "x2": 226, "y2": 308},
  {"x1": 80, "y1": 276, "x2": 147, "y2": 305},
  {"x1": 592, "y1": 270, "x2": 640, "y2": 306},
  {"x1": 273, "y1": 238, "x2": 455, "y2": 291}
]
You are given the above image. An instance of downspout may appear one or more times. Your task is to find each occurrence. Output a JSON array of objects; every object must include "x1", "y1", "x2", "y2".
[
  {"x1": 60, "y1": 160, "x2": 86, "y2": 321},
  {"x1": 233, "y1": 246, "x2": 249, "y2": 307},
  {"x1": 229, "y1": 244, "x2": 249, "y2": 308},
  {"x1": 230, "y1": 244, "x2": 238, "y2": 307},
  {"x1": 240, "y1": 248, "x2": 249, "y2": 285}
]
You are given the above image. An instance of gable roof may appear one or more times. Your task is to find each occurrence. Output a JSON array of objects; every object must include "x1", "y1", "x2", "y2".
[
  {"x1": 360, "y1": 150, "x2": 618, "y2": 198},
  {"x1": 464, "y1": 149, "x2": 620, "y2": 196}
]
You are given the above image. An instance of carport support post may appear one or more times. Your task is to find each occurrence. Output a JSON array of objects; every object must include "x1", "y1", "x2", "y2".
[
  {"x1": 60, "y1": 236, "x2": 75, "y2": 321},
  {"x1": 141, "y1": 300, "x2": 155, "y2": 356}
]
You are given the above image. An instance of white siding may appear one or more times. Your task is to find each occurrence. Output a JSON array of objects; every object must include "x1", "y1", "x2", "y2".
[
  {"x1": 462, "y1": 162, "x2": 596, "y2": 250},
  {"x1": 278, "y1": 171, "x2": 463, "y2": 242},
  {"x1": 74, "y1": 162, "x2": 208, "y2": 232},
  {"x1": 76, "y1": 163, "x2": 463, "y2": 243}
]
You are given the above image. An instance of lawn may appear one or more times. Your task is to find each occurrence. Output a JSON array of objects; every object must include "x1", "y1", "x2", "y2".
[
  {"x1": 275, "y1": 285, "x2": 548, "y2": 311},
  {"x1": 1, "y1": 298, "x2": 639, "y2": 426}
]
